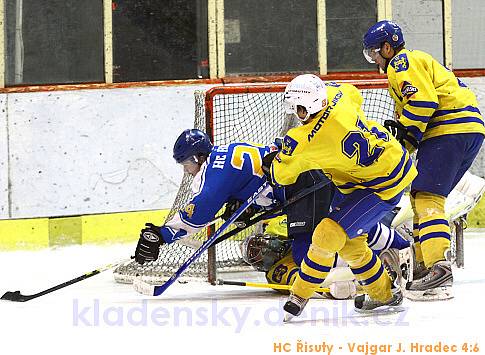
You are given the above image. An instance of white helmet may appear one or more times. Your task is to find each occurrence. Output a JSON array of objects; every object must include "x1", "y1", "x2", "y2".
[{"x1": 283, "y1": 74, "x2": 328, "y2": 122}]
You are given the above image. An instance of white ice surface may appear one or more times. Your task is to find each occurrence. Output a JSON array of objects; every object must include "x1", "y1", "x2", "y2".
[{"x1": 1, "y1": 232, "x2": 484, "y2": 355}]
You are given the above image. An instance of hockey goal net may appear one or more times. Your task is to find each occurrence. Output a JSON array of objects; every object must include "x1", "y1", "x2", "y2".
[{"x1": 113, "y1": 78, "x2": 466, "y2": 284}]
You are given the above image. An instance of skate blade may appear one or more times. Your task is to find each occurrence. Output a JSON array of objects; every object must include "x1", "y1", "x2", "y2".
[
  {"x1": 283, "y1": 312, "x2": 295, "y2": 323},
  {"x1": 354, "y1": 305, "x2": 405, "y2": 315},
  {"x1": 405, "y1": 286, "x2": 454, "y2": 301}
]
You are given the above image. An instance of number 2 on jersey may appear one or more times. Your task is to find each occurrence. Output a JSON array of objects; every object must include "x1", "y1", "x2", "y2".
[
  {"x1": 342, "y1": 118, "x2": 389, "y2": 167},
  {"x1": 231, "y1": 145, "x2": 264, "y2": 177}
]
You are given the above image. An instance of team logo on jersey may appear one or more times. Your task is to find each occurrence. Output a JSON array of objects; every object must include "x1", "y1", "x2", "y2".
[
  {"x1": 401, "y1": 81, "x2": 418, "y2": 99},
  {"x1": 282, "y1": 135, "x2": 299, "y2": 156},
  {"x1": 184, "y1": 203, "x2": 195, "y2": 218},
  {"x1": 391, "y1": 53, "x2": 409, "y2": 72},
  {"x1": 271, "y1": 264, "x2": 288, "y2": 283}
]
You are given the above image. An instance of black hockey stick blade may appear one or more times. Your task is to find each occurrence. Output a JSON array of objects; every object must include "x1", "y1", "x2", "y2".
[
  {"x1": 0, "y1": 258, "x2": 130, "y2": 302},
  {"x1": 1, "y1": 291, "x2": 34, "y2": 302},
  {"x1": 0, "y1": 270, "x2": 102, "y2": 302}
]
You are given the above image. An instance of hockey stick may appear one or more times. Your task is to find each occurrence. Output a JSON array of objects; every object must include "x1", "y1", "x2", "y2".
[
  {"x1": 213, "y1": 178, "x2": 331, "y2": 247},
  {"x1": 1, "y1": 258, "x2": 130, "y2": 302},
  {"x1": 215, "y1": 279, "x2": 331, "y2": 293},
  {"x1": 133, "y1": 182, "x2": 272, "y2": 297},
  {"x1": 1, "y1": 217, "x2": 224, "y2": 302}
]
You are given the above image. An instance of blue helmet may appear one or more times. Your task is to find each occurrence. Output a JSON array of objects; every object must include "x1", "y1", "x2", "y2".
[
  {"x1": 363, "y1": 20, "x2": 404, "y2": 50},
  {"x1": 173, "y1": 129, "x2": 213, "y2": 164}
]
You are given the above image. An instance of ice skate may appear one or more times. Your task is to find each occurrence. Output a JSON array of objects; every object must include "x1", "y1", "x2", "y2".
[
  {"x1": 412, "y1": 244, "x2": 429, "y2": 281},
  {"x1": 283, "y1": 293, "x2": 308, "y2": 322},
  {"x1": 405, "y1": 260, "x2": 453, "y2": 301},
  {"x1": 354, "y1": 249, "x2": 403, "y2": 313}
]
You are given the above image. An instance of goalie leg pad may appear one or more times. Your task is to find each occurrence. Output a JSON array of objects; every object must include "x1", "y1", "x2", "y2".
[
  {"x1": 329, "y1": 280, "x2": 358, "y2": 300},
  {"x1": 413, "y1": 192, "x2": 451, "y2": 268}
]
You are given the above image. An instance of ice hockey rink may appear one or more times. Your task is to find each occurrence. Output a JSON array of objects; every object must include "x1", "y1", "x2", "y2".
[{"x1": 0, "y1": 231, "x2": 483, "y2": 355}]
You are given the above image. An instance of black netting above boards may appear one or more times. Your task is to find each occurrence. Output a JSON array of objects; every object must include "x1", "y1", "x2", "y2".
[{"x1": 113, "y1": 82, "x2": 395, "y2": 284}]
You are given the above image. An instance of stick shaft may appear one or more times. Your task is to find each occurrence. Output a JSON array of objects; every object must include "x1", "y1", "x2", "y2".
[
  {"x1": 1, "y1": 258, "x2": 130, "y2": 302},
  {"x1": 217, "y1": 279, "x2": 330, "y2": 293},
  {"x1": 213, "y1": 178, "x2": 331, "y2": 246},
  {"x1": 153, "y1": 183, "x2": 271, "y2": 296}
]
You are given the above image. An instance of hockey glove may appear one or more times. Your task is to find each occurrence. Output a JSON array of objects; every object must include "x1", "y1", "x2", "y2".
[
  {"x1": 134, "y1": 223, "x2": 164, "y2": 264},
  {"x1": 261, "y1": 151, "x2": 278, "y2": 186},
  {"x1": 384, "y1": 120, "x2": 418, "y2": 150},
  {"x1": 222, "y1": 199, "x2": 257, "y2": 228}
]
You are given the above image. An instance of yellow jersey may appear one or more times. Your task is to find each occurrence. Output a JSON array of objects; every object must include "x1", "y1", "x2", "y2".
[
  {"x1": 387, "y1": 49, "x2": 485, "y2": 151},
  {"x1": 271, "y1": 83, "x2": 417, "y2": 201}
]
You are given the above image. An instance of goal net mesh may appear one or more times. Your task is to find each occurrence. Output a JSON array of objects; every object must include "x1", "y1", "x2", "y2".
[{"x1": 113, "y1": 82, "x2": 397, "y2": 284}]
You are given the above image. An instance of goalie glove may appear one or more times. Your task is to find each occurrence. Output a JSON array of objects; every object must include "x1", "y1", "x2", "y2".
[
  {"x1": 134, "y1": 223, "x2": 164, "y2": 264},
  {"x1": 384, "y1": 120, "x2": 419, "y2": 150},
  {"x1": 222, "y1": 199, "x2": 257, "y2": 228}
]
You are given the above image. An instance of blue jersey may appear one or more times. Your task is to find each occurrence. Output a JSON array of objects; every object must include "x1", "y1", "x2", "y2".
[{"x1": 161, "y1": 142, "x2": 282, "y2": 243}]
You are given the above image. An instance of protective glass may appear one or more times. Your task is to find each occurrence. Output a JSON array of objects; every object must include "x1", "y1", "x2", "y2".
[{"x1": 363, "y1": 47, "x2": 381, "y2": 64}]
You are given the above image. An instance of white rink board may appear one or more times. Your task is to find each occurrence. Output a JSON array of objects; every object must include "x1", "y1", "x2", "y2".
[
  {"x1": 6, "y1": 85, "x2": 212, "y2": 218},
  {"x1": 0, "y1": 94, "x2": 8, "y2": 219}
]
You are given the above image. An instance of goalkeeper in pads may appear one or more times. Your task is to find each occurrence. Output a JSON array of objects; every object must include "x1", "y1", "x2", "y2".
[
  {"x1": 363, "y1": 20, "x2": 485, "y2": 300},
  {"x1": 266, "y1": 74, "x2": 417, "y2": 319}
]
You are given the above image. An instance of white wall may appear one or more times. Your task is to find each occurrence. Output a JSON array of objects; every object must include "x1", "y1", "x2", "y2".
[
  {"x1": 0, "y1": 94, "x2": 8, "y2": 219},
  {"x1": 1, "y1": 79, "x2": 485, "y2": 219},
  {"x1": 452, "y1": 0, "x2": 485, "y2": 69},
  {"x1": 393, "y1": 0, "x2": 444, "y2": 63},
  {"x1": 5, "y1": 84, "x2": 212, "y2": 219}
]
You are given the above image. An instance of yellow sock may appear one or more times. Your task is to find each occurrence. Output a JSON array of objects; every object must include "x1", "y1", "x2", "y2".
[
  {"x1": 413, "y1": 192, "x2": 451, "y2": 268},
  {"x1": 340, "y1": 235, "x2": 392, "y2": 303}
]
